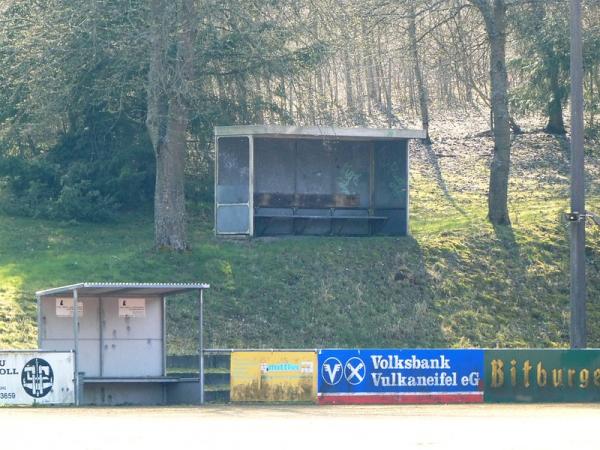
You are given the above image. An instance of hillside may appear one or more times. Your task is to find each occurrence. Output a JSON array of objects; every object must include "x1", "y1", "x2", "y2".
[{"x1": 1, "y1": 114, "x2": 600, "y2": 353}]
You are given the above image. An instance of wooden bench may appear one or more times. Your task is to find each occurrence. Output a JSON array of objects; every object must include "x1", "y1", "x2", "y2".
[{"x1": 253, "y1": 193, "x2": 387, "y2": 235}]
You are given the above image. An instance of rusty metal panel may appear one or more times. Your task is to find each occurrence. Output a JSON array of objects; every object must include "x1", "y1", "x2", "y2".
[
  {"x1": 485, "y1": 349, "x2": 600, "y2": 403},
  {"x1": 230, "y1": 351, "x2": 317, "y2": 402}
]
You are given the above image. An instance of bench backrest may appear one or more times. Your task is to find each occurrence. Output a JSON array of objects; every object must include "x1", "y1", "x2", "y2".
[{"x1": 254, "y1": 192, "x2": 360, "y2": 208}]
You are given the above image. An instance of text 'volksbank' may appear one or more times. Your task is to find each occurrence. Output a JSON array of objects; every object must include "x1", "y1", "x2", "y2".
[{"x1": 370, "y1": 354, "x2": 480, "y2": 387}]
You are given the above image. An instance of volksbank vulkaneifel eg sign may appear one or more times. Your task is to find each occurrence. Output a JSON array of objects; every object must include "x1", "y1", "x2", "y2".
[{"x1": 318, "y1": 349, "x2": 484, "y2": 404}]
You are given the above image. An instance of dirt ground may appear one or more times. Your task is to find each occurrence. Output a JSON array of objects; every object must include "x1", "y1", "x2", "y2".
[{"x1": 2, "y1": 404, "x2": 599, "y2": 449}]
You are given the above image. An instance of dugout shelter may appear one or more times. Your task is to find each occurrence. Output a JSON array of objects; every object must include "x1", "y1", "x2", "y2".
[
  {"x1": 36, "y1": 282, "x2": 209, "y2": 406},
  {"x1": 214, "y1": 125, "x2": 425, "y2": 237}
]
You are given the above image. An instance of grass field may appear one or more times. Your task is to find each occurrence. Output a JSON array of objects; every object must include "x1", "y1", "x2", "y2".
[{"x1": 1, "y1": 113, "x2": 600, "y2": 352}]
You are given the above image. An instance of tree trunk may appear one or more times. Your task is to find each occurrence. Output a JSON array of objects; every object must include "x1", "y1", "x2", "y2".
[
  {"x1": 529, "y1": 2, "x2": 566, "y2": 135},
  {"x1": 343, "y1": 47, "x2": 354, "y2": 114},
  {"x1": 408, "y1": 3, "x2": 431, "y2": 144},
  {"x1": 475, "y1": 0, "x2": 511, "y2": 225},
  {"x1": 545, "y1": 63, "x2": 566, "y2": 134},
  {"x1": 236, "y1": 74, "x2": 249, "y2": 123},
  {"x1": 146, "y1": 0, "x2": 189, "y2": 250},
  {"x1": 154, "y1": 99, "x2": 188, "y2": 250},
  {"x1": 385, "y1": 58, "x2": 393, "y2": 127},
  {"x1": 591, "y1": 67, "x2": 596, "y2": 128}
]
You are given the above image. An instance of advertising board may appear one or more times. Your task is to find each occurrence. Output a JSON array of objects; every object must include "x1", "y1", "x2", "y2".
[
  {"x1": 318, "y1": 349, "x2": 484, "y2": 404},
  {"x1": 230, "y1": 351, "x2": 317, "y2": 402},
  {"x1": 0, "y1": 351, "x2": 75, "y2": 405},
  {"x1": 485, "y1": 349, "x2": 600, "y2": 402}
]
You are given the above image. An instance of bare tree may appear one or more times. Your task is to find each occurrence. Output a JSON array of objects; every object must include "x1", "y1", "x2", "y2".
[
  {"x1": 408, "y1": 2, "x2": 432, "y2": 144},
  {"x1": 470, "y1": 0, "x2": 511, "y2": 225},
  {"x1": 146, "y1": 0, "x2": 194, "y2": 250}
]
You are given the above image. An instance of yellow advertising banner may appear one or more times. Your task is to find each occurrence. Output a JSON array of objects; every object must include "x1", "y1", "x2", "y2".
[{"x1": 230, "y1": 351, "x2": 317, "y2": 402}]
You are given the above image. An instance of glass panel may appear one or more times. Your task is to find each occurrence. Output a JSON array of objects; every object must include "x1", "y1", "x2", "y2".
[
  {"x1": 374, "y1": 141, "x2": 407, "y2": 208},
  {"x1": 296, "y1": 139, "x2": 334, "y2": 195},
  {"x1": 254, "y1": 138, "x2": 295, "y2": 195},
  {"x1": 217, "y1": 137, "x2": 249, "y2": 204},
  {"x1": 333, "y1": 141, "x2": 370, "y2": 208},
  {"x1": 216, "y1": 205, "x2": 250, "y2": 234}
]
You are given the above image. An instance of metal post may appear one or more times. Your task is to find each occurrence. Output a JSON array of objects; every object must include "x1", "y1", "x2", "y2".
[
  {"x1": 570, "y1": 0, "x2": 586, "y2": 348},
  {"x1": 73, "y1": 289, "x2": 80, "y2": 405},
  {"x1": 199, "y1": 289, "x2": 204, "y2": 405},
  {"x1": 404, "y1": 140, "x2": 410, "y2": 235},
  {"x1": 162, "y1": 295, "x2": 167, "y2": 405},
  {"x1": 369, "y1": 143, "x2": 375, "y2": 217},
  {"x1": 36, "y1": 294, "x2": 41, "y2": 348},
  {"x1": 162, "y1": 296, "x2": 167, "y2": 376},
  {"x1": 99, "y1": 297, "x2": 103, "y2": 377},
  {"x1": 249, "y1": 135, "x2": 254, "y2": 237},
  {"x1": 214, "y1": 135, "x2": 219, "y2": 237}
]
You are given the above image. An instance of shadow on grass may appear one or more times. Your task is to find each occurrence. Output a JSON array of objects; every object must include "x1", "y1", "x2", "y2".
[
  {"x1": 492, "y1": 222, "x2": 521, "y2": 259},
  {"x1": 422, "y1": 142, "x2": 468, "y2": 217},
  {"x1": 492, "y1": 222, "x2": 526, "y2": 305}
]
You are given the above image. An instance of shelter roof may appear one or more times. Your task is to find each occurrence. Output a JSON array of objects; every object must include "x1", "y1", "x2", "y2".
[
  {"x1": 214, "y1": 125, "x2": 425, "y2": 140},
  {"x1": 36, "y1": 282, "x2": 209, "y2": 298}
]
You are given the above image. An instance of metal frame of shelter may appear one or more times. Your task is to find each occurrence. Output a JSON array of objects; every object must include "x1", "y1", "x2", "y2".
[
  {"x1": 214, "y1": 125, "x2": 425, "y2": 237},
  {"x1": 36, "y1": 282, "x2": 210, "y2": 406}
]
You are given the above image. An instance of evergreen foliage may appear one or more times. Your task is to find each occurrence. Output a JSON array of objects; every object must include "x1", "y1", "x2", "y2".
[{"x1": 0, "y1": 0, "x2": 599, "y2": 223}]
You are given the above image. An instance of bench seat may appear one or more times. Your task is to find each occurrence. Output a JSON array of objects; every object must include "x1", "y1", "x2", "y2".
[
  {"x1": 254, "y1": 213, "x2": 387, "y2": 221},
  {"x1": 254, "y1": 207, "x2": 388, "y2": 236}
]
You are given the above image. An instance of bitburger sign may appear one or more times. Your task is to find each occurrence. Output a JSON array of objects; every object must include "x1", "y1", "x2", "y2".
[
  {"x1": 0, "y1": 351, "x2": 74, "y2": 405},
  {"x1": 485, "y1": 349, "x2": 600, "y2": 402}
]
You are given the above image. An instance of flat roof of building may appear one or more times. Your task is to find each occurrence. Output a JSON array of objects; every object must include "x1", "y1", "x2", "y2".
[
  {"x1": 214, "y1": 125, "x2": 425, "y2": 140},
  {"x1": 36, "y1": 282, "x2": 209, "y2": 298}
]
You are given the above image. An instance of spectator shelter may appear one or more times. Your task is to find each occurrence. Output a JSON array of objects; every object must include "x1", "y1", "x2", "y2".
[
  {"x1": 36, "y1": 282, "x2": 209, "y2": 405},
  {"x1": 214, "y1": 125, "x2": 425, "y2": 237}
]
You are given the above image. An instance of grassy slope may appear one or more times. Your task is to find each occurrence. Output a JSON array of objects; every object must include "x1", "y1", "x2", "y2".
[{"x1": 1, "y1": 114, "x2": 600, "y2": 353}]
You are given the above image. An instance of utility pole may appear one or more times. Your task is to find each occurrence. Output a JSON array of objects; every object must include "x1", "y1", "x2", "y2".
[{"x1": 569, "y1": 0, "x2": 586, "y2": 348}]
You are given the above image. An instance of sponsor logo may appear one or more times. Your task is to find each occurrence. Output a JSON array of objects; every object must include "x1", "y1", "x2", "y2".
[
  {"x1": 321, "y1": 357, "x2": 343, "y2": 385},
  {"x1": 344, "y1": 357, "x2": 366, "y2": 385},
  {"x1": 21, "y1": 358, "x2": 54, "y2": 398}
]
